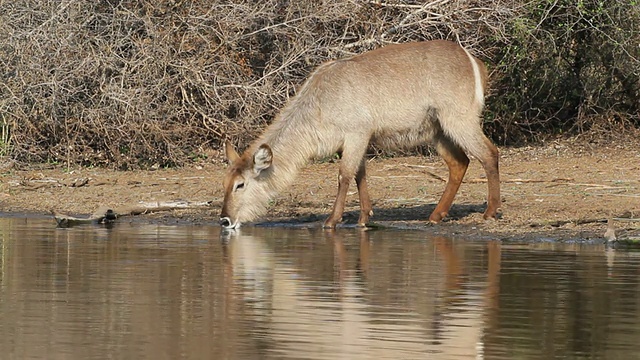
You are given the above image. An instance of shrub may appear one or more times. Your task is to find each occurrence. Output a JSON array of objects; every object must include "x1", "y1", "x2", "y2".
[
  {"x1": 487, "y1": 0, "x2": 640, "y2": 143},
  {"x1": 0, "y1": 0, "x2": 637, "y2": 168}
]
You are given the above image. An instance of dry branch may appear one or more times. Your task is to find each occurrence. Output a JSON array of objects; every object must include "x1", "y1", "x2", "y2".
[
  {"x1": 466, "y1": 177, "x2": 574, "y2": 184},
  {"x1": 52, "y1": 200, "x2": 211, "y2": 227},
  {"x1": 0, "y1": 0, "x2": 637, "y2": 168},
  {"x1": 531, "y1": 212, "x2": 640, "y2": 229},
  {"x1": 530, "y1": 217, "x2": 608, "y2": 228}
]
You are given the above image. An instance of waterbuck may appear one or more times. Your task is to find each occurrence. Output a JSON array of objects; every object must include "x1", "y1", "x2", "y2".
[{"x1": 220, "y1": 40, "x2": 500, "y2": 229}]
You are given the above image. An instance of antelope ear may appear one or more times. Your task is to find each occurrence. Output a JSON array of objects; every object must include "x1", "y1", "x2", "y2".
[
  {"x1": 253, "y1": 144, "x2": 273, "y2": 174},
  {"x1": 224, "y1": 141, "x2": 240, "y2": 164}
]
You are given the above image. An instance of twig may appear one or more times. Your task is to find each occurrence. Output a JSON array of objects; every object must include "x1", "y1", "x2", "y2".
[
  {"x1": 530, "y1": 218, "x2": 607, "y2": 228},
  {"x1": 401, "y1": 163, "x2": 437, "y2": 170},
  {"x1": 532, "y1": 213, "x2": 640, "y2": 228},
  {"x1": 364, "y1": 0, "x2": 448, "y2": 9},
  {"x1": 52, "y1": 200, "x2": 212, "y2": 227},
  {"x1": 467, "y1": 177, "x2": 573, "y2": 184}
]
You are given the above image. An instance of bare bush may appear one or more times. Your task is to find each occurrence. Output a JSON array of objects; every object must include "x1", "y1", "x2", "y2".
[
  {"x1": 487, "y1": 0, "x2": 640, "y2": 143},
  {"x1": 0, "y1": 0, "x2": 638, "y2": 168}
]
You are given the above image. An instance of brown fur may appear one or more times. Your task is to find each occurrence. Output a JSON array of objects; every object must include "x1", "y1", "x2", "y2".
[{"x1": 220, "y1": 40, "x2": 500, "y2": 229}]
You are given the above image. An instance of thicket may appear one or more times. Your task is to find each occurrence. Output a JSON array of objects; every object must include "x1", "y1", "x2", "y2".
[{"x1": 0, "y1": 0, "x2": 638, "y2": 168}]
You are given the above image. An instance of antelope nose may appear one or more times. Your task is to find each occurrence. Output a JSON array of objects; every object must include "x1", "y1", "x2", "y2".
[{"x1": 219, "y1": 217, "x2": 231, "y2": 228}]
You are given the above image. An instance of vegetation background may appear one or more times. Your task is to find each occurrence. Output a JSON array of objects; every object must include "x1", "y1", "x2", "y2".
[{"x1": 0, "y1": 0, "x2": 638, "y2": 169}]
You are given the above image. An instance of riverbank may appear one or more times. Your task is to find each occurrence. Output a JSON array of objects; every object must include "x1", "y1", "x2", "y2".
[{"x1": 2, "y1": 135, "x2": 639, "y2": 242}]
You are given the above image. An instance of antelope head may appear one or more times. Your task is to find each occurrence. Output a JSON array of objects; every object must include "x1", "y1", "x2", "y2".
[{"x1": 219, "y1": 141, "x2": 274, "y2": 229}]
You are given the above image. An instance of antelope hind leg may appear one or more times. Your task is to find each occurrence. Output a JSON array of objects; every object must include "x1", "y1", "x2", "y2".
[
  {"x1": 429, "y1": 137, "x2": 470, "y2": 223},
  {"x1": 479, "y1": 136, "x2": 500, "y2": 220}
]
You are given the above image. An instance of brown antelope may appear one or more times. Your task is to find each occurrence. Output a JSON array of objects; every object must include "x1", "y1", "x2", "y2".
[{"x1": 220, "y1": 40, "x2": 500, "y2": 229}]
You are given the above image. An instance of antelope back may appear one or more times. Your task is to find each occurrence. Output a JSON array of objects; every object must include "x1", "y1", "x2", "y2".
[{"x1": 304, "y1": 40, "x2": 488, "y2": 153}]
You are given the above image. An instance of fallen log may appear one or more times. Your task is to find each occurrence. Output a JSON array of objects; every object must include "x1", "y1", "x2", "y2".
[{"x1": 52, "y1": 200, "x2": 212, "y2": 227}]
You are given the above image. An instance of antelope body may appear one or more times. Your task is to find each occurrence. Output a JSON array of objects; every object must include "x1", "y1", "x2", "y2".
[{"x1": 220, "y1": 40, "x2": 500, "y2": 229}]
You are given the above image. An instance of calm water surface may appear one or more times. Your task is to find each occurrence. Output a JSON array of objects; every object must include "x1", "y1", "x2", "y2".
[{"x1": 1, "y1": 216, "x2": 640, "y2": 359}]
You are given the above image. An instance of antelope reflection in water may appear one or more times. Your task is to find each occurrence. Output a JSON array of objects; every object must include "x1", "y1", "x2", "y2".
[{"x1": 221, "y1": 229, "x2": 500, "y2": 359}]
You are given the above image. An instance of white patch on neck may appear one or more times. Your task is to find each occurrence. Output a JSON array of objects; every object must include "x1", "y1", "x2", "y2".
[{"x1": 462, "y1": 46, "x2": 484, "y2": 106}]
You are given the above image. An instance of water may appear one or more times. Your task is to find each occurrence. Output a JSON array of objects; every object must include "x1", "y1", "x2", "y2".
[{"x1": 1, "y1": 216, "x2": 640, "y2": 359}]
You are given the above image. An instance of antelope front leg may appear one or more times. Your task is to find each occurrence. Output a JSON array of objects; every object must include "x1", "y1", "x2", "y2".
[
  {"x1": 355, "y1": 159, "x2": 373, "y2": 227},
  {"x1": 325, "y1": 142, "x2": 368, "y2": 229},
  {"x1": 324, "y1": 171, "x2": 351, "y2": 228}
]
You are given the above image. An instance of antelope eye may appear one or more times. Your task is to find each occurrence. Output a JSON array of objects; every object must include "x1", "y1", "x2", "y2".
[{"x1": 235, "y1": 182, "x2": 245, "y2": 191}]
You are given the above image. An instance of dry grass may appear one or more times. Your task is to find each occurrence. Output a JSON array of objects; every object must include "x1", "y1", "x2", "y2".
[{"x1": 0, "y1": 0, "x2": 637, "y2": 168}]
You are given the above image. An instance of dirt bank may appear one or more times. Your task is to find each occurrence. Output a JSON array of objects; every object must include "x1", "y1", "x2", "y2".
[{"x1": 1, "y1": 136, "x2": 639, "y2": 242}]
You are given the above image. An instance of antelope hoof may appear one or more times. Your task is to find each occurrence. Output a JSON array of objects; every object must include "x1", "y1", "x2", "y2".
[
  {"x1": 428, "y1": 211, "x2": 447, "y2": 224},
  {"x1": 357, "y1": 213, "x2": 372, "y2": 227},
  {"x1": 483, "y1": 211, "x2": 499, "y2": 221},
  {"x1": 323, "y1": 223, "x2": 337, "y2": 229},
  {"x1": 323, "y1": 217, "x2": 340, "y2": 229}
]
